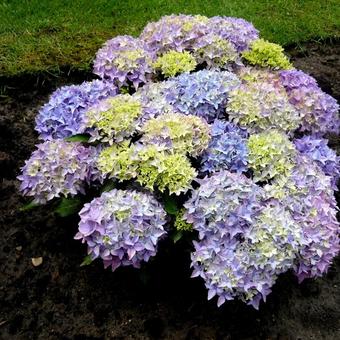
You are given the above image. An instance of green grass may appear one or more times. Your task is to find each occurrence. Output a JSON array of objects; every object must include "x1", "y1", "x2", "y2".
[{"x1": 1, "y1": 0, "x2": 339, "y2": 76}]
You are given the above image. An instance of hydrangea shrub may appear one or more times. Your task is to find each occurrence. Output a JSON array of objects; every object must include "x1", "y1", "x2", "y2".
[{"x1": 19, "y1": 15, "x2": 339, "y2": 310}]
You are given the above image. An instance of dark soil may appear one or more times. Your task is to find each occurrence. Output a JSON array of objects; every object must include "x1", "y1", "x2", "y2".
[{"x1": 1, "y1": 41, "x2": 340, "y2": 340}]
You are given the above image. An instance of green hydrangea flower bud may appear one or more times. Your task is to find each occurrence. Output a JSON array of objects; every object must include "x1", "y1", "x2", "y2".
[
  {"x1": 153, "y1": 51, "x2": 197, "y2": 77},
  {"x1": 242, "y1": 39, "x2": 292, "y2": 69}
]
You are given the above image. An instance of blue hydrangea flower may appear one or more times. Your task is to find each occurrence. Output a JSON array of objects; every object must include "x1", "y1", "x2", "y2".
[
  {"x1": 75, "y1": 189, "x2": 167, "y2": 271},
  {"x1": 35, "y1": 80, "x2": 117, "y2": 140},
  {"x1": 200, "y1": 120, "x2": 248, "y2": 174},
  {"x1": 165, "y1": 70, "x2": 240, "y2": 122}
]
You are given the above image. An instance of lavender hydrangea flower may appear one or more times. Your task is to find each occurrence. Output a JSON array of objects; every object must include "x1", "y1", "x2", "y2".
[
  {"x1": 93, "y1": 35, "x2": 155, "y2": 89},
  {"x1": 140, "y1": 14, "x2": 210, "y2": 54},
  {"x1": 227, "y1": 81, "x2": 300, "y2": 133},
  {"x1": 184, "y1": 171, "x2": 264, "y2": 240},
  {"x1": 75, "y1": 189, "x2": 167, "y2": 271},
  {"x1": 208, "y1": 16, "x2": 259, "y2": 52},
  {"x1": 192, "y1": 34, "x2": 241, "y2": 69},
  {"x1": 200, "y1": 120, "x2": 248, "y2": 174},
  {"x1": 191, "y1": 200, "x2": 303, "y2": 309},
  {"x1": 133, "y1": 79, "x2": 176, "y2": 124},
  {"x1": 186, "y1": 171, "x2": 302, "y2": 308},
  {"x1": 18, "y1": 140, "x2": 103, "y2": 203},
  {"x1": 265, "y1": 155, "x2": 339, "y2": 282},
  {"x1": 35, "y1": 80, "x2": 117, "y2": 140},
  {"x1": 294, "y1": 135, "x2": 340, "y2": 189},
  {"x1": 279, "y1": 69, "x2": 340, "y2": 135},
  {"x1": 165, "y1": 70, "x2": 240, "y2": 122}
]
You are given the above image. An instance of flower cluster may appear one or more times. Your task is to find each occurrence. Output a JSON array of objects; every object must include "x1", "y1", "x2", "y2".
[
  {"x1": 75, "y1": 189, "x2": 167, "y2": 271},
  {"x1": 19, "y1": 15, "x2": 339, "y2": 310},
  {"x1": 85, "y1": 94, "x2": 142, "y2": 143},
  {"x1": 200, "y1": 120, "x2": 248, "y2": 174},
  {"x1": 265, "y1": 155, "x2": 339, "y2": 282},
  {"x1": 247, "y1": 131, "x2": 296, "y2": 182},
  {"x1": 140, "y1": 112, "x2": 210, "y2": 156},
  {"x1": 294, "y1": 135, "x2": 340, "y2": 189},
  {"x1": 279, "y1": 70, "x2": 340, "y2": 134},
  {"x1": 165, "y1": 70, "x2": 240, "y2": 122},
  {"x1": 93, "y1": 35, "x2": 155, "y2": 89},
  {"x1": 35, "y1": 80, "x2": 117, "y2": 140},
  {"x1": 18, "y1": 140, "x2": 102, "y2": 203},
  {"x1": 242, "y1": 39, "x2": 293, "y2": 69},
  {"x1": 192, "y1": 35, "x2": 240, "y2": 69},
  {"x1": 153, "y1": 50, "x2": 197, "y2": 77},
  {"x1": 227, "y1": 81, "x2": 300, "y2": 133}
]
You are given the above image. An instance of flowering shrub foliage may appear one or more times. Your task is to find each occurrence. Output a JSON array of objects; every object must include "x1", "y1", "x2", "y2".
[{"x1": 19, "y1": 15, "x2": 339, "y2": 310}]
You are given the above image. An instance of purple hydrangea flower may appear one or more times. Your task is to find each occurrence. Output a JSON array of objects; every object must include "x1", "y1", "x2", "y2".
[
  {"x1": 208, "y1": 16, "x2": 259, "y2": 52},
  {"x1": 75, "y1": 189, "x2": 167, "y2": 271},
  {"x1": 35, "y1": 80, "x2": 117, "y2": 140},
  {"x1": 140, "y1": 14, "x2": 210, "y2": 54},
  {"x1": 93, "y1": 35, "x2": 155, "y2": 89},
  {"x1": 165, "y1": 70, "x2": 240, "y2": 122},
  {"x1": 279, "y1": 70, "x2": 340, "y2": 135},
  {"x1": 294, "y1": 135, "x2": 340, "y2": 189},
  {"x1": 18, "y1": 140, "x2": 103, "y2": 203},
  {"x1": 184, "y1": 171, "x2": 264, "y2": 240},
  {"x1": 265, "y1": 155, "x2": 340, "y2": 282},
  {"x1": 200, "y1": 120, "x2": 248, "y2": 174},
  {"x1": 186, "y1": 171, "x2": 303, "y2": 308}
]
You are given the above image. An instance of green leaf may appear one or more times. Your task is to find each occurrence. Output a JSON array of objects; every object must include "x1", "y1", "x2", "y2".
[
  {"x1": 164, "y1": 195, "x2": 178, "y2": 215},
  {"x1": 100, "y1": 180, "x2": 115, "y2": 193},
  {"x1": 55, "y1": 197, "x2": 82, "y2": 217},
  {"x1": 172, "y1": 230, "x2": 183, "y2": 244},
  {"x1": 64, "y1": 134, "x2": 90, "y2": 142},
  {"x1": 80, "y1": 255, "x2": 93, "y2": 267},
  {"x1": 20, "y1": 200, "x2": 39, "y2": 211}
]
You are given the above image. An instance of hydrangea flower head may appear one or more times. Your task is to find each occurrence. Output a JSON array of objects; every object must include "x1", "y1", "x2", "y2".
[
  {"x1": 165, "y1": 70, "x2": 240, "y2": 122},
  {"x1": 35, "y1": 80, "x2": 117, "y2": 140},
  {"x1": 18, "y1": 140, "x2": 102, "y2": 203},
  {"x1": 227, "y1": 81, "x2": 300, "y2": 133},
  {"x1": 141, "y1": 112, "x2": 211, "y2": 156},
  {"x1": 191, "y1": 200, "x2": 303, "y2": 309},
  {"x1": 242, "y1": 39, "x2": 293, "y2": 69},
  {"x1": 75, "y1": 189, "x2": 167, "y2": 271},
  {"x1": 265, "y1": 155, "x2": 339, "y2": 282},
  {"x1": 85, "y1": 94, "x2": 142, "y2": 143},
  {"x1": 208, "y1": 16, "x2": 259, "y2": 52},
  {"x1": 136, "y1": 145, "x2": 197, "y2": 195},
  {"x1": 140, "y1": 14, "x2": 209, "y2": 53},
  {"x1": 153, "y1": 50, "x2": 197, "y2": 77},
  {"x1": 200, "y1": 120, "x2": 248, "y2": 174},
  {"x1": 192, "y1": 34, "x2": 240, "y2": 69},
  {"x1": 279, "y1": 69, "x2": 340, "y2": 135},
  {"x1": 93, "y1": 35, "x2": 155, "y2": 89},
  {"x1": 97, "y1": 141, "x2": 139, "y2": 181},
  {"x1": 184, "y1": 170, "x2": 264, "y2": 240},
  {"x1": 294, "y1": 135, "x2": 340, "y2": 189},
  {"x1": 247, "y1": 130, "x2": 296, "y2": 182}
]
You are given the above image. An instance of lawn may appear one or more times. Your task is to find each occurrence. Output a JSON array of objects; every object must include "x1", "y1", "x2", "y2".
[{"x1": 1, "y1": 0, "x2": 339, "y2": 76}]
